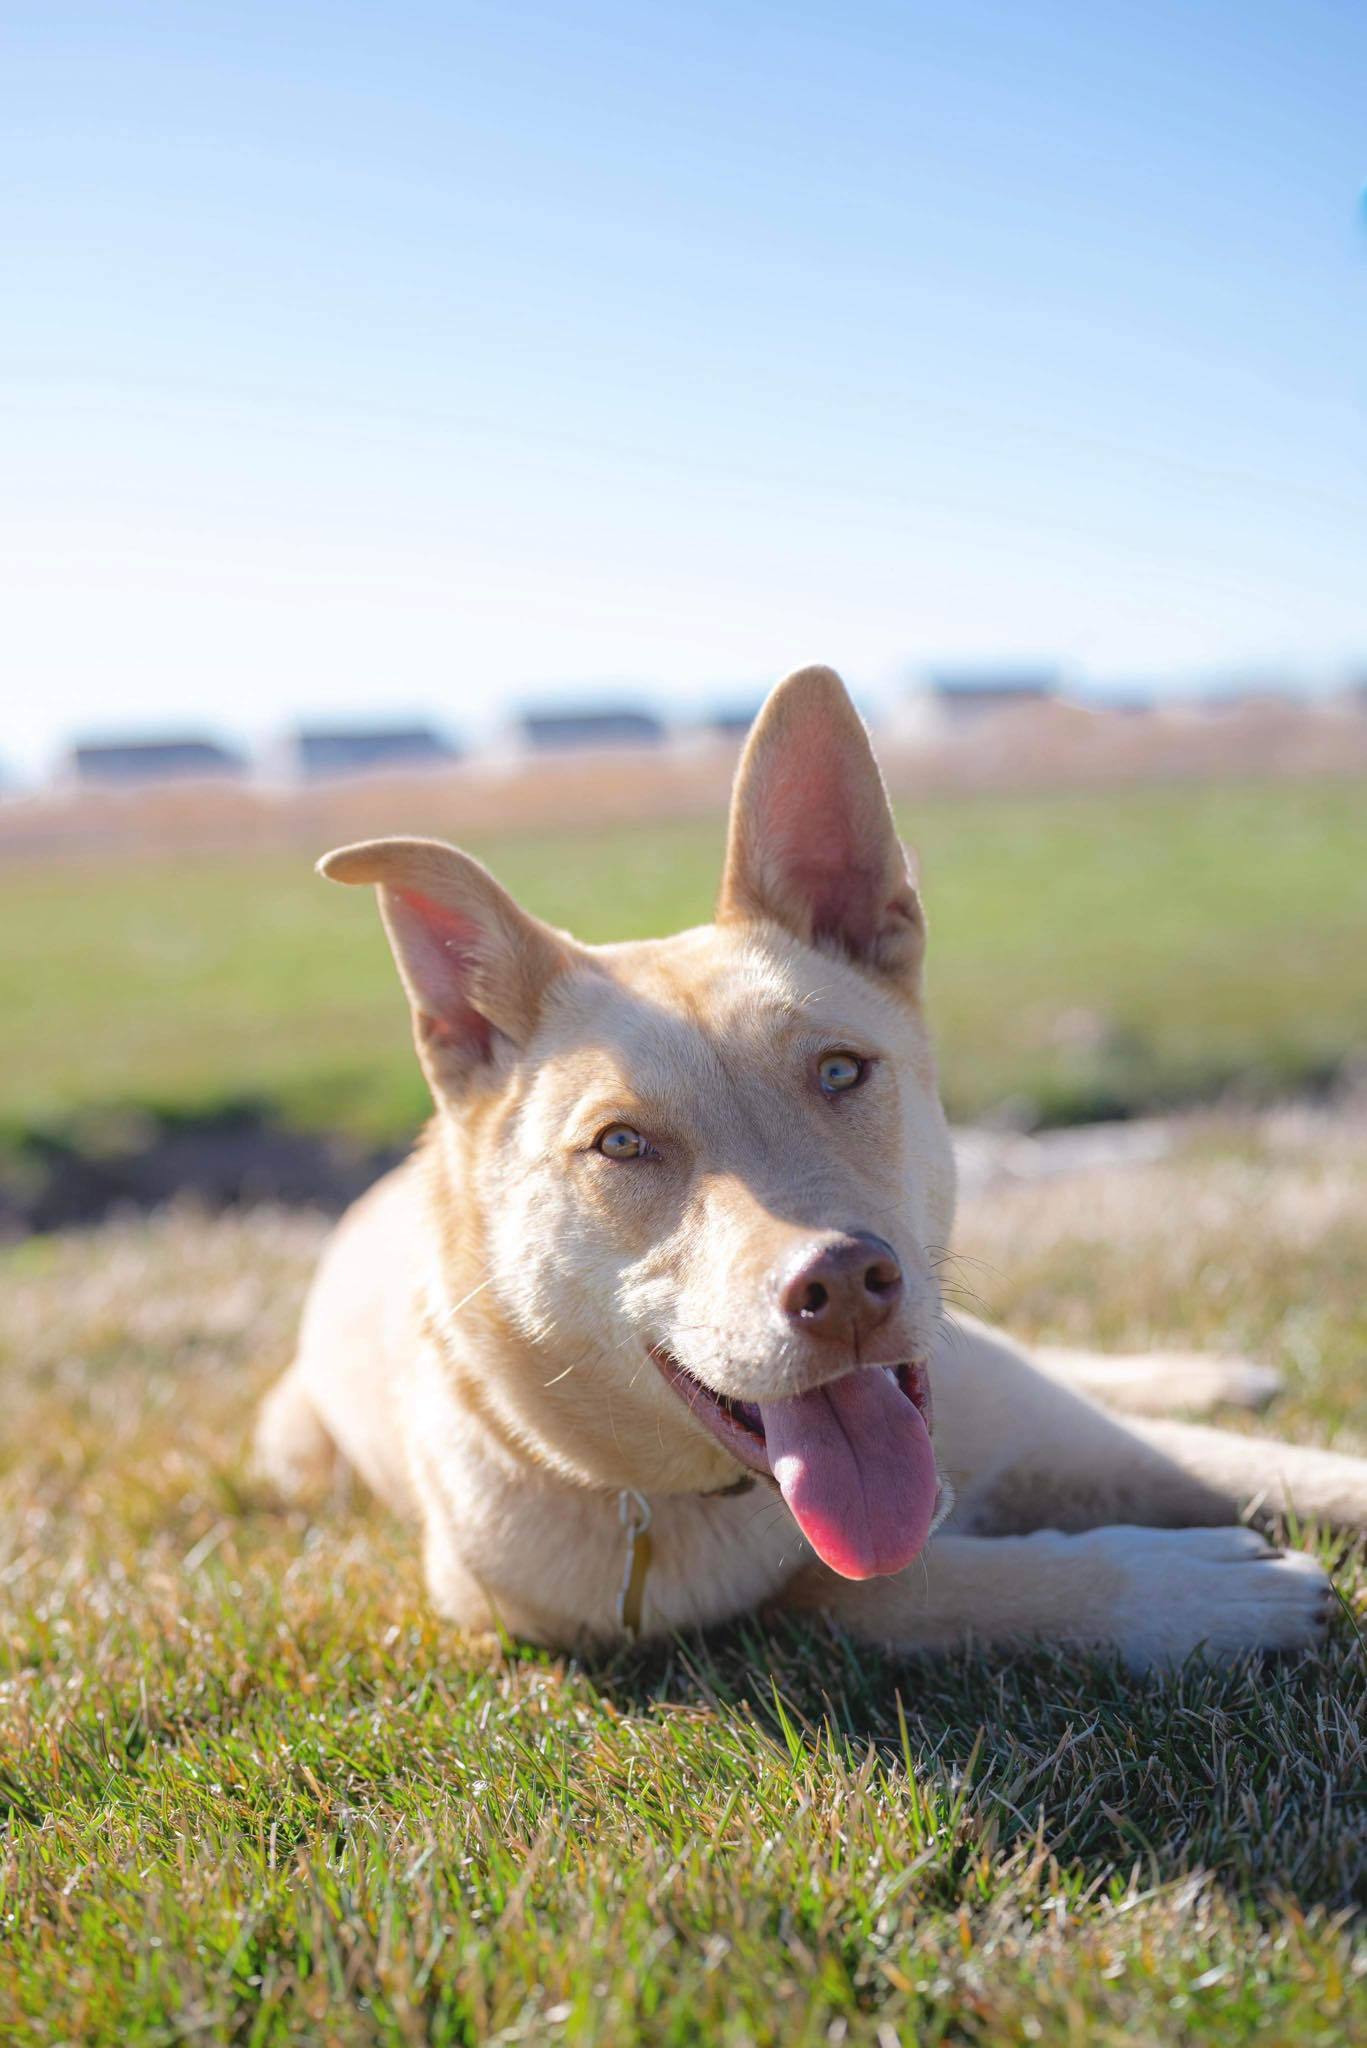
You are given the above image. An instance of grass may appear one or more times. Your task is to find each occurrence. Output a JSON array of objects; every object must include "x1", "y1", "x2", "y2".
[
  {"x1": 2, "y1": 1121, "x2": 1365, "y2": 2043},
  {"x1": 3, "y1": 780, "x2": 1366, "y2": 1174}
]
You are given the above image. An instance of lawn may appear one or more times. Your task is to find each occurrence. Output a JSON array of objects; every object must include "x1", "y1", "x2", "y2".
[
  {"x1": 3, "y1": 779, "x2": 1366, "y2": 1175},
  {"x1": 1, "y1": 1119, "x2": 1364, "y2": 2043}
]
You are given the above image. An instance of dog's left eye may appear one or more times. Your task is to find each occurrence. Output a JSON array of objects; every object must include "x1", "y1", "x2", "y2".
[
  {"x1": 818, "y1": 1052, "x2": 866, "y2": 1094},
  {"x1": 596, "y1": 1124, "x2": 646, "y2": 1160}
]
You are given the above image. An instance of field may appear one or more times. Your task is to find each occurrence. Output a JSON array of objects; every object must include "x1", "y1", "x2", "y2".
[
  {"x1": 2, "y1": 774, "x2": 1367, "y2": 2041},
  {"x1": 2, "y1": 1116, "x2": 1365, "y2": 2043},
  {"x1": 3, "y1": 779, "x2": 1367, "y2": 1196}
]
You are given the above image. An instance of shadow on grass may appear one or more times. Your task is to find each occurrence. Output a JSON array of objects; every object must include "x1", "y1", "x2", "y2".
[
  {"x1": 0, "y1": 1097, "x2": 404, "y2": 1233},
  {"x1": 572, "y1": 1604, "x2": 1367, "y2": 1914}
]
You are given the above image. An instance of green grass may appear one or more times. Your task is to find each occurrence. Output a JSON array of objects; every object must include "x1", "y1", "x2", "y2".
[
  {"x1": 3, "y1": 780, "x2": 1366, "y2": 1170},
  {"x1": 2, "y1": 1126, "x2": 1365, "y2": 2042}
]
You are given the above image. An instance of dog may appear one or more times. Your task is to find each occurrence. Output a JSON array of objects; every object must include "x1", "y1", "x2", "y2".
[{"x1": 256, "y1": 665, "x2": 1367, "y2": 1670}]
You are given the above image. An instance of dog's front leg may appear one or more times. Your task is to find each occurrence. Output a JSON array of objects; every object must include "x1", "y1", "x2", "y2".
[{"x1": 779, "y1": 1525, "x2": 1333, "y2": 1673}]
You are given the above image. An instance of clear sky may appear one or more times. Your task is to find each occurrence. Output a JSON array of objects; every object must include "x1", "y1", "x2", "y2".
[{"x1": 4, "y1": 0, "x2": 1366, "y2": 777}]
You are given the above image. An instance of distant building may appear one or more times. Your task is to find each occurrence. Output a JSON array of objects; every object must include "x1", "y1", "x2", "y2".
[
  {"x1": 66, "y1": 736, "x2": 247, "y2": 786},
  {"x1": 1174, "y1": 670, "x2": 1304, "y2": 717},
  {"x1": 285, "y1": 723, "x2": 460, "y2": 780},
  {"x1": 519, "y1": 707, "x2": 665, "y2": 752},
  {"x1": 921, "y1": 671, "x2": 1059, "y2": 726},
  {"x1": 707, "y1": 703, "x2": 761, "y2": 739},
  {"x1": 1075, "y1": 686, "x2": 1157, "y2": 717}
]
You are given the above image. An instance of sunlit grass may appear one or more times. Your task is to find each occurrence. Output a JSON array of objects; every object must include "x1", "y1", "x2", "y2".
[{"x1": 2, "y1": 1125, "x2": 1364, "y2": 2042}]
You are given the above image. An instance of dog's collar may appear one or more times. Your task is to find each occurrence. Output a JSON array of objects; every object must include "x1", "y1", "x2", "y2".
[
  {"x1": 702, "y1": 1473, "x2": 758, "y2": 1500},
  {"x1": 616, "y1": 1489, "x2": 653, "y2": 1636},
  {"x1": 615, "y1": 1475, "x2": 756, "y2": 1639}
]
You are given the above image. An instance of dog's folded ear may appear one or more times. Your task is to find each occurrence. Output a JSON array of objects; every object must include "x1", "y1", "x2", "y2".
[
  {"x1": 717, "y1": 665, "x2": 924, "y2": 983},
  {"x1": 319, "y1": 838, "x2": 576, "y2": 1094}
]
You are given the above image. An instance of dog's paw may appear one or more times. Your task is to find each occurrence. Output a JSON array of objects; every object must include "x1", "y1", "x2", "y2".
[
  {"x1": 1033, "y1": 1347, "x2": 1283, "y2": 1418},
  {"x1": 1084, "y1": 1524, "x2": 1332, "y2": 1673},
  {"x1": 1177, "y1": 1356, "x2": 1284, "y2": 1414},
  {"x1": 252, "y1": 1368, "x2": 339, "y2": 1502}
]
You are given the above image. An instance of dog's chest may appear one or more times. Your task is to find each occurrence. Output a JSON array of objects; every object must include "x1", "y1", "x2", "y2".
[
  {"x1": 415, "y1": 1415, "x2": 806, "y2": 1640},
  {"x1": 620, "y1": 1486, "x2": 810, "y2": 1636},
  {"x1": 507, "y1": 1485, "x2": 807, "y2": 1641}
]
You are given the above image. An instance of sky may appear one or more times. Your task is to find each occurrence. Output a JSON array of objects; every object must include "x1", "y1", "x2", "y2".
[{"x1": 3, "y1": 0, "x2": 1366, "y2": 778}]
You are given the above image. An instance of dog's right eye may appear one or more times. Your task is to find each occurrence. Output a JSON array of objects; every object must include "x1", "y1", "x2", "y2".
[{"x1": 596, "y1": 1124, "x2": 646, "y2": 1160}]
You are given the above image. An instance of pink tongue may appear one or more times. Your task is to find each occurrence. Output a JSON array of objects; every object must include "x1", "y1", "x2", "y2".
[{"x1": 759, "y1": 1369, "x2": 938, "y2": 1579}]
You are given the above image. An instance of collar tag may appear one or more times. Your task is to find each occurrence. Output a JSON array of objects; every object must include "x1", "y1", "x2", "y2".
[{"x1": 616, "y1": 1488, "x2": 654, "y2": 1639}]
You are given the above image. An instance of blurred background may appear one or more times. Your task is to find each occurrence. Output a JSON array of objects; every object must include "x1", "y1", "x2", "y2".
[{"x1": 3, "y1": 0, "x2": 1366, "y2": 1231}]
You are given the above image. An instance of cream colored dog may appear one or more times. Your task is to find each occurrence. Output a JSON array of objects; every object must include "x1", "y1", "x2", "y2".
[{"x1": 256, "y1": 666, "x2": 1367, "y2": 1670}]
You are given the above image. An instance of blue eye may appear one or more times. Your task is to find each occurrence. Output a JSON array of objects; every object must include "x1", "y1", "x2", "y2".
[
  {"x1": 596, "y1": 1124, "x2": 646, "y2": 1160},
  {"x1": 818, "y1": 1052, "x2": 866, "y2": 1095}
]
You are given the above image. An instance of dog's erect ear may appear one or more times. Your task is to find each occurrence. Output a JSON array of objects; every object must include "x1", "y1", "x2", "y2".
[
  {"x1": 319, "y1": 838, "x2": 576, "y2": 1094},
  {"x1": 717, "y1": 665, "x2": 924, "y2": 981}
]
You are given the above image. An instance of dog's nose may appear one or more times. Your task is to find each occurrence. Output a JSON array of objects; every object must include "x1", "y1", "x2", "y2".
[{"x1": 778, "y1": 1233, "x2": 903, "y2": 1341}]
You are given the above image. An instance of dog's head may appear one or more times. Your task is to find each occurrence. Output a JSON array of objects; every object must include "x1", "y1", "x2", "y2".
[{"x1": 323, "y1": 666, "x2": 955, "y2": 1578}]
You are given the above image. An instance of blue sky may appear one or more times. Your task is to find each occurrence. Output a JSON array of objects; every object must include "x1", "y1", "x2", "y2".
[{"x1": 4, "y1": 0, "x2": 1365, "y2": 775}]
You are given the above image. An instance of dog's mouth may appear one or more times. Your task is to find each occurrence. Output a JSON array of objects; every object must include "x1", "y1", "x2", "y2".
[{"x1": 651, "y1": 1347, "x2": 939, "y2": 1581}]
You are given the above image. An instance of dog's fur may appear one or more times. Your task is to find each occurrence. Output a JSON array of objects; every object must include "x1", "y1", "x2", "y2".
[{"x1": 256, "y1": 665, "x2": 1367, "y2": 1670}]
